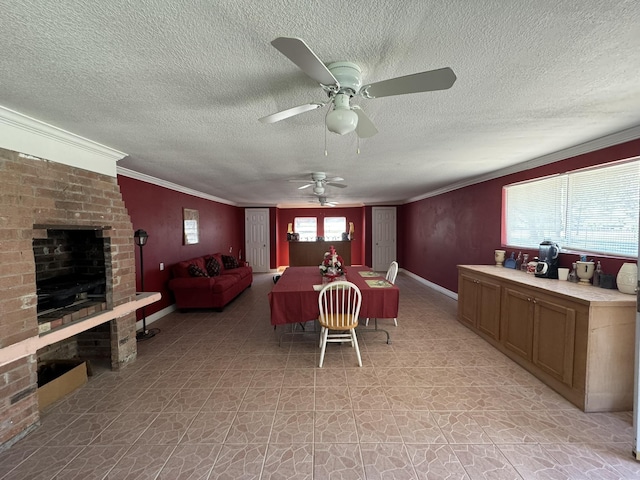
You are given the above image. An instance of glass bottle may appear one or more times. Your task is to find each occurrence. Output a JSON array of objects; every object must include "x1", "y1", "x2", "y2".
[
  {"x1": 568, "y1": 262, "x2": 579, "y2": 283},
  {"x1": 515, "y1": 251, "x2": 523, "y2": 271},
  {"x1": 593, "y1": 261, "x2": 602, "y2": 287},
  {"x1": 520, "y1": 253, "x2": 529, "y2": 272}
]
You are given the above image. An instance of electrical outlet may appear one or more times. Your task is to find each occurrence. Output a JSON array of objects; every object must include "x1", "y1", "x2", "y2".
[
  {"x1": 159, "y1": 262, "x2": 164, "y2": 271},
  {"x1": 229, "y1": 246, "x2": 233, "y2": 253}
]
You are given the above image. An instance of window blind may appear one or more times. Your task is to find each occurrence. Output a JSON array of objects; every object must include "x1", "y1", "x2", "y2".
[{"x1": 504, "y1": 159, "x2": 639, "y2": 257}]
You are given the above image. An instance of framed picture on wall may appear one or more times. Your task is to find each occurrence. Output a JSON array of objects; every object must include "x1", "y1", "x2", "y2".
[{"x1": 183, "y1": 208, "x2": 199, "y2": 245}]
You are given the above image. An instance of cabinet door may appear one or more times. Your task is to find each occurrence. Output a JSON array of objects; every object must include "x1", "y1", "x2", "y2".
[
  {"x1": 501, "y1": 287, "x2": 534, "y2": 361},
  {"x1": 532, "y1": 298, "x2": 576, "y2": 386},
  {"x1": 458, "y1": 273, "x2": 479, "y2": 328},
  {"x1": 477, "y1": 279, "x2": 501, "y2": 341}
]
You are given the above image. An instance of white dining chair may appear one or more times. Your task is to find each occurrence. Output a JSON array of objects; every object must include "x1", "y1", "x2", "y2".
[
  {"x1": 365, "y1": 260, "x2": 398, "y2": 326},
  {"x1": 318, "y1": 281, "x2": 363, "y2": 368}
]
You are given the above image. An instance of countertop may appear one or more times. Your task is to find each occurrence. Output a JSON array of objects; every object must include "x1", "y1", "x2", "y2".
[{"x1": 458, "y1": 265, "x2": 636, "y2": 306}]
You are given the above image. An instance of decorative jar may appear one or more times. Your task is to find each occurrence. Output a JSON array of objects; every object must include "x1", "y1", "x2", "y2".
[{"x1": 616, "y1": 263, "x2": 638, "y2": 295}]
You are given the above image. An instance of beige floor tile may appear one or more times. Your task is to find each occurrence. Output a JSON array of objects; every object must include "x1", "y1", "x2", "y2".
[
  {"x1": 450, "y1": 444, "x2": 523, "y2": 480},
  {"x1": 156, "y1": 444, "x2": 221, "y2": 480},
  {"x1": 181, "y1": 411, "x2": 236, "y2": 444},
  {"x1": 7, "y1": 273, "x2": 637, "y2": 480},
  {"x1": 314, "y1": 443, "x2": 365, "y2": 479},
  {"x1": 262, "y1": 443, "x2": 313, "y2": 480},
  {"x1": 405, "y1": 444, "x2": 471, "y2": 480},
  {"x1": 208, "y1": 443, "x2": 267, "y2": 480}
]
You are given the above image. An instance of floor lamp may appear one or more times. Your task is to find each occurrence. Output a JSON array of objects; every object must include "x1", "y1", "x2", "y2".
[{"x1": 134, "y1": 229, "x2": 157, "y2": 341}]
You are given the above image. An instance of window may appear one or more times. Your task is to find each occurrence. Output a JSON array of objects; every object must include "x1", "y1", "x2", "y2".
[
  {"x1": 324, "y1": 217, "x2": 347, "y2": 241},
  {"x1": 294, "y1": 217, "x2": 317, "y2": 242},
  {"x1": 504, "y1": 159, "x2": 639, "y2": 257}
]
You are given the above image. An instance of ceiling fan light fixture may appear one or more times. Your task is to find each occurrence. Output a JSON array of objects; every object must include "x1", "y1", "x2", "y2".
[
  {"x1": 326, "y1": 107, "x2": 358, "y2": 135},
  {"x1": 326, "y1": 93, "x2": 358, "y2": 135}
]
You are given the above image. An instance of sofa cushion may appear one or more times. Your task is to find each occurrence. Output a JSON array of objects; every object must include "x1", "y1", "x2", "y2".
[
  {"x1": 188, "y1": 264, "x2": 209, "y2": 277},
  {"x1": 221, "y1": 265, "x2": 252, "y2": 280},
  {"x1": 209, "y1": 274, "x2": 238, "y2": 293},
  {"x1": 221, "y1": 254, "x2": 239, "y2": 269},
  {"x1": 205, "y1": 256, "x2": 221, "y2": 277}
]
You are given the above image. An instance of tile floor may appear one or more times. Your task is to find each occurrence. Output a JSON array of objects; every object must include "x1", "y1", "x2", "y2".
[{"x1": 2, "y1": 272, "x2": 640, "y2": 479}]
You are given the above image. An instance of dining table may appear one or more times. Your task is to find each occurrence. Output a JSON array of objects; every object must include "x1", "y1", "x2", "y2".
[{"x1": 268, "y1": 266, "x2": 399, "y2": 343}]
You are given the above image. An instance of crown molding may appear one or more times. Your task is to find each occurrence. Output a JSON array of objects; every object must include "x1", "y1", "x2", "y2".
[
  {"x1": 405, "y1": 125, "x2": 640, "y2": 204},
  {"x1": 116, "y1": 167, "x2": 237, "y2": 206},
  {"x1": 0, "y1": 106, "x2": 126, "y2": 177}
]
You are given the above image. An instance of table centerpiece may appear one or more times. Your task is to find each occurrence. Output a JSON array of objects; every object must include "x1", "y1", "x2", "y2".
[{"x1": 319, "y1": 245, "x2": 345, "y2": 281}]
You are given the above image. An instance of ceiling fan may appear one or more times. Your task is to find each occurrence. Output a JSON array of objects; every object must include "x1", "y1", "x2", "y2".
[
  {"x1": 309, "y1": 196, "x2": 338, "y2": 207},
  {"x1": 259, "y1": 36, "x2": 457, "y2": 138},
  {"x1": 289, "y1": 172, "x2": 347, "y2": 195}
]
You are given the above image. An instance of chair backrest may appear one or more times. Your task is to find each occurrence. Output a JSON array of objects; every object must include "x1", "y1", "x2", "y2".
[
  {"x1": 318, "y1": 281, "x2": 362, "y2": 329},
  {"x1": 386, "y1": 261, "x2": 399, "y2": 284}
]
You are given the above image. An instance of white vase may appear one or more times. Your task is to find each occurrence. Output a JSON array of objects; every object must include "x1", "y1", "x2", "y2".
[{"x1": 616, "y1": 263, "x2": 638, "y2": 295}]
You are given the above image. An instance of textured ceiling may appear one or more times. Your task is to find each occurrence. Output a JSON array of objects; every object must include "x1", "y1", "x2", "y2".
[{"x1": 2, "y1": 0, "x2": 640, "y2": 207}]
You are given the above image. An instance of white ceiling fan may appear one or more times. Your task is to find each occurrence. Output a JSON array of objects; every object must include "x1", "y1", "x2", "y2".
[
  {"x1": 259, "y1": 37, "x2": 457, "y2": 137},
  {"x1": 289, "y1": 172, "x2": 347, "y2": 195},
  {"x1": 309, "y1": 196, "x2": 338, "y2": 207}
]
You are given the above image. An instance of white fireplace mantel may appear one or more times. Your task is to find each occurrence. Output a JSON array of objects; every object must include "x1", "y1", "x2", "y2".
[{"x1": 0, "y1": 105, "x2": 127, "y2": 177}]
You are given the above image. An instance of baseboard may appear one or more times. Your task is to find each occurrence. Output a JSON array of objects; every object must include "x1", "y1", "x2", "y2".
[
  {"x1": 400, "y1": 269, "x2": 458, "y2": 301},
  {"x1": 136, "y1": 304, "x2": 176, "y2": 330}
]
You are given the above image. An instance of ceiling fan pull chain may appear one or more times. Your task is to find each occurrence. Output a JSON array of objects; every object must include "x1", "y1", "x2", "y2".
[{"x1": 357, "y1": 136, "x2": 360, "y2": 155}]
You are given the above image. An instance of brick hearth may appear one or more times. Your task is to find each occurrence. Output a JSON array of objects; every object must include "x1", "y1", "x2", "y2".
[{"x1": 0, "y1": 147, "x2": 138, "y2": 446}]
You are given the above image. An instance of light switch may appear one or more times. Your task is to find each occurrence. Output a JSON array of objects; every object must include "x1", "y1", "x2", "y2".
[{"x1": 159, "y1": 262, "x2": 164, "y2": 271}]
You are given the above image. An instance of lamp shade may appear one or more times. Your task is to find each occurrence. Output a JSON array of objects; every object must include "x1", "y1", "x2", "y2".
[
  {"x1": 326, "y1": 107, "x2": 358, "y2": 135},
  {"x1": 134, "y1": 229, "x2": 149, "y2": 246}
]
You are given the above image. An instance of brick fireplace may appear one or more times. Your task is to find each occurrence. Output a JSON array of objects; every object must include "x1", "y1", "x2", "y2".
[{"x1": 0, "y1": 147, "x2": 138, "y2": 446}]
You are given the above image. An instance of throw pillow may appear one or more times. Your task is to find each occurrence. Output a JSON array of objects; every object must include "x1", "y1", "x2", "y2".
[
  {"x1": 205, "y1": 256, "x2": 221, "y2": 277},
  {"x1": 188, "y1": 264, "x2": 209, "y2": 277},
  {"x1": 221, "y1": 255, "x2": 239, "y2": 269}
]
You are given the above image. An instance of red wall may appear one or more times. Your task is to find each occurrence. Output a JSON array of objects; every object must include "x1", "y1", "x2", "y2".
[
  {"x1": 399, "y1": 138, "x2": 640, "y2": 293},
  {"x1": 118, "y1": 176, "x2": 244, "y2": 316},
  {"x1": 275, "y1": 207, "x2": 365, "y2": 266}
]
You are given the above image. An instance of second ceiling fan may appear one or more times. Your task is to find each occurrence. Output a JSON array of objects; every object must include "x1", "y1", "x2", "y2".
[
  {"x1": 259, "y1": 37, "x2": 457, "y2": 138},
  {"x1": 290, "y1": 172, "x2": 347, "y2": 196}
]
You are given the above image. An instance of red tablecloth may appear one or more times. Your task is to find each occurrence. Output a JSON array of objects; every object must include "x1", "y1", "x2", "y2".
[{"x1": 268, "y1": 266, "x2": 399, "y2": 326}]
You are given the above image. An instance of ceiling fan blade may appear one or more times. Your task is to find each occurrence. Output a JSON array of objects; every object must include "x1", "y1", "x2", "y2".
[
  {"x1": 297, "y1": 184, "x2": 312, "y2": 189},
  {"x1": 327, "y1": 183, "x2": 348, "y2": 188},
  {"x1": 353, "y1": 107, "x2": 378, "y2": 138},
  {"x1": 271, "y1": 37, "x2": 339, "y2": 86},
  {"x1": 259, "y1": 103, "x2": 323, "y2": 123},
  {"x1": 327, "y1": 176, "x2": 344, "y2": 182},
  {"x1": 360, "y1": 67, "x2": 457, "y2": 99}
]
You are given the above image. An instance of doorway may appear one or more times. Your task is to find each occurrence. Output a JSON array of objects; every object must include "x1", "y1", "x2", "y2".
[
  {"x1": 371, "y1": 206, "x2": 397, "y2": 272},
  {"x1": 245, "y1": 208, "x2": 270, "y2": 272}
]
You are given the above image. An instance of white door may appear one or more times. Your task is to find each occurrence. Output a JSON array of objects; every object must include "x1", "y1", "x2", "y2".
[
  {"x1": 372, "y1": 207, "x2": 397, "y2": 272},
  {"x1": 245, "y1": 208, "x2": 270, "y2": 273}
]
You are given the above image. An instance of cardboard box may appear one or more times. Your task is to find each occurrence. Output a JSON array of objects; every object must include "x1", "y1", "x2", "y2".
[{"x1": 37, "y1": 360, "x2": 88, "y2": 411}]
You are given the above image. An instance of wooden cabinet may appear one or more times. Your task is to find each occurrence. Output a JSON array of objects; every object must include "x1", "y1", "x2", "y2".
[
  {"x1": 532, "y1": 296, "x2": 575, "y2": 387},
  {"x1": 288, "y1": 241, "x2": 352, "y2": 267},
  {"x1": 501, "y1": 287, "x2": 534, "y2": 361},
  {"x1": 458, "y1": 265, "x2": 635, "y2": 412},
  {"x1": 459, "y1": 273, "x2": 501, "y2": 341},
  {"x1": 500, "y1": 287, "x2": 575, "y2": 386}
]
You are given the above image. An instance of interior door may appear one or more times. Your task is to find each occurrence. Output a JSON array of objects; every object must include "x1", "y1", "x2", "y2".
[
  {"x1": 244, "y1": 208, "x2": 269, "y2": 273},
  {"x1": 372, "y1": 207, "x2": 397, "y2": 272}
]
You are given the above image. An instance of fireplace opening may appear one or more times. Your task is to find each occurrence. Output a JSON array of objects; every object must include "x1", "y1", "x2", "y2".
[{"x1": 33, "y1": 227, "x2": 112, "y2": 334}]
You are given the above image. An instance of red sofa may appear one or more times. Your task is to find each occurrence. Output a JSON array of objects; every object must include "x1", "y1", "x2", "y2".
[{"x1": 168, "y1": 253, "x2": 252, "y2": 310}]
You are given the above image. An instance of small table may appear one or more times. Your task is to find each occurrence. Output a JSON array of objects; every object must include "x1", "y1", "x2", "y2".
[{"x1": 268, "y1": 266, "x2": 399, "y2": 343}]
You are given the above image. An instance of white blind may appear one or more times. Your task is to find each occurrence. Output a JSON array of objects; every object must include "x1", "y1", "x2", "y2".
[
  {"x1": 505, "y1": 175, "x2": 567, "y2": 247},
  {"x1": 324, "y1": 217, "x2": 346, "y2": 241},
  {"x1": 566, "y1": 161, "x2": 639, "y2": 256},
  {"x1": 504, "y1": 159, "x2": 639, "y2": 257},
  {"x1": 294, "y1": 217, "x2": 317, "y2": 242}
]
